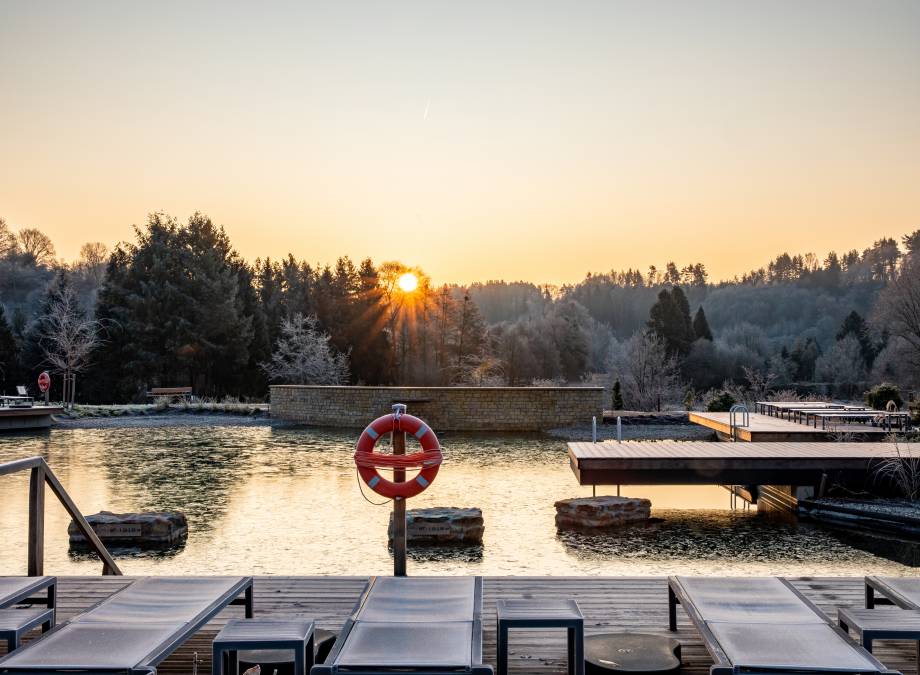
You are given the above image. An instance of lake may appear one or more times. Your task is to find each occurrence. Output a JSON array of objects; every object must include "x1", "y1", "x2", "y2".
[{"x1": 0, "y1": 417, "x2": 912, "y2": 576}]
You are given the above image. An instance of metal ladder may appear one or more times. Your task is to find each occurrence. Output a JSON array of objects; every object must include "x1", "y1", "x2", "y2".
[{"x1": 728, "y1": 403, "x2": 749, "y2": 442}]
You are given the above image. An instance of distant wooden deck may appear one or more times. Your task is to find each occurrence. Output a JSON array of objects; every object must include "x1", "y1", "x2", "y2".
[
  {"x1": 5, "y1": 576, "x2": 918, "y2": 675},
  {"x1": 0, "y1": 406, "x2": 63, "y2": 430},
  {"x1": 568, "y1": 441, "x2": 904, "y2": 485},
  {"x1": 688, "y1": 412, "x2": 889, "y2": 441}
]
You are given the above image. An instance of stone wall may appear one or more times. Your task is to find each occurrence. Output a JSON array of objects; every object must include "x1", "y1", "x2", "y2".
[{"x1": 270, "y1": 385, "x2": 604, "y2": 431}]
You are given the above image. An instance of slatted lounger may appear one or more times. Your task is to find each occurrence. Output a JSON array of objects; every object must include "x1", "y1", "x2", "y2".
[
  {"x1": 0, "y1": 576, "x2": 253, "y2": 674},
  {"x1": 866, "y1": 577, "x2": 920, "y2": 610},
  {"x1": 668, "y1": 577, "x2": 898, "y2": 675},
  {"x1": 312, "y1": 576, "x2": 493, "y2": 674}
]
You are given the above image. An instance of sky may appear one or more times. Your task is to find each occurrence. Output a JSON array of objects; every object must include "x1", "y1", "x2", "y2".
[{"x1": 1, "y1": 1, "x2": 919, "y2": 285}]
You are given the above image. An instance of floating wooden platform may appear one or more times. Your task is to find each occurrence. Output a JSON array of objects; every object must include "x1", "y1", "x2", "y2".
[
  {"x1": 688, "y1": 412, "x2": 889, "y2": 441},
  {"x1": 4, "y1": 576, "x2": 918, "y2": 675},
  {"x1": 568, "y1": 441, "x2": 904, "y2": 486},
  {"x1": 0, "y1": 406, "x2": 63, "y2": 431}
]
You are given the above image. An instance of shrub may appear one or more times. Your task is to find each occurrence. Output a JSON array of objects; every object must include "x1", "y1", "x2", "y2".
[
  {"x1": 865, "y1": 383, "x2": 903, "y2": 410},
  {"x1": 706, "y1": 390, "x2": 737, "y2": 412}
]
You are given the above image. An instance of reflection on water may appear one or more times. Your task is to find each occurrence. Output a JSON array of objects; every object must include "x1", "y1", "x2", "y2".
[{"x1": 0, "y1": 420, "x2": 912, "y2": 576}]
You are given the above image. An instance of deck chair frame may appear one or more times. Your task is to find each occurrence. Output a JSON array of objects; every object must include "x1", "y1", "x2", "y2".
[
  {"x1": 668, "y1": 576, "x2": 898, "y2": 675},
  {"x1": 314, "y1": 576, "x2": 492, "y2": 675},
  {"x1": 0, "y1": 576, "x2": 253, "y2": 675}
]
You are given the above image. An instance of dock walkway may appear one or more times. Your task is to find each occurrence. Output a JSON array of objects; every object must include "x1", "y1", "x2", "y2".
[
  {"x1": 688, "y1": 411, "x2": 889, "y2": 441},
  {"x1": 568, "y1": 440, "x2": 904, "y2": 485},
  {"x1": 7, "y1": 576, "x2": 916, "y2": 675}
]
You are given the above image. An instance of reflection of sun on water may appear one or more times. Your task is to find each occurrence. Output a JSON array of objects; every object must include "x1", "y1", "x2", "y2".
[{"x1": 398, "y1": 272, "x2": 418, "y2": 293}]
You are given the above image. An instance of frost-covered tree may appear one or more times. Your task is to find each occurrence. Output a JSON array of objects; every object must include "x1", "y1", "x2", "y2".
[
  {"x1": 37, "y1": 274, "x2": 100, "y2": 407},
  {"x1": 608, "y1": 330, "x2": 682, "y2": 411},
  {"x1": 814, "y1": 335, "x2": 867, "y2": 396},
  {"x1": 262, "y1": 313, "x2": 349, "y2": 385}
]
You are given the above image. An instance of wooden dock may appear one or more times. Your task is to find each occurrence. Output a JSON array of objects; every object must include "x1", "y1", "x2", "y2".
[
  {"x1": 688, "y1": 412, "x2": 889, "y2": 442},
  {"x1": 568, "y1": 440, "x2": 904, "y2": 486},
  {"x1": 4, "y1": 576, "x2": 918, "y2": 675},
  {"x1": 0, "y1": 406, "x2": 63, "y2": 431}
]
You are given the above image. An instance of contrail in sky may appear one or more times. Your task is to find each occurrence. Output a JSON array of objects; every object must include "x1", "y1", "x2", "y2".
[{"x1": 423, "y1": 99, "x2": 430, "y2": 121}]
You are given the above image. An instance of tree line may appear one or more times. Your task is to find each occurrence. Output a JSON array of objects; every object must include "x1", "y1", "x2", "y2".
[{"x1": 0, "y1": 212, "x2": 917, "y2": 408}]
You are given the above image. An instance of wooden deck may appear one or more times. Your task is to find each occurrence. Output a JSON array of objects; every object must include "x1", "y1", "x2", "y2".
[
  {"x1": 3, "y1": 576, "x2": 918, "y2": 675},
  {"x1": 0, "y1": 406, "x2": 63, "y2": 431},
  {"x1": 568, "y1": 441, "x2": 905, "y2": 485},
  {"x1": 688, "y1": 412, "x2": 889, "y2": 441}
]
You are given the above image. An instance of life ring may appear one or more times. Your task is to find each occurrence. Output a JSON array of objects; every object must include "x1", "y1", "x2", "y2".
[{"x1": 354, "y1": 412, "x2": 442, "y2": 499}]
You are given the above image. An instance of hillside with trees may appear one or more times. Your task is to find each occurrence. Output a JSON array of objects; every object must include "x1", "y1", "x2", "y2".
[{"x1": 0, "y1": 212, "x2": 915, "y2": 409}]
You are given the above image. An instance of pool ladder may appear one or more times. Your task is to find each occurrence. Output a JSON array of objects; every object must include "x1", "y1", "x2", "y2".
[{"x1": 728, "y1": 403, "x2": 749, "y2": 442}]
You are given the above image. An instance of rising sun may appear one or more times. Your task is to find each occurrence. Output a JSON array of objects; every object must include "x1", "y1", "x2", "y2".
[{"x1": 398, "y1": 272, "x2": 419, "y2": 293}]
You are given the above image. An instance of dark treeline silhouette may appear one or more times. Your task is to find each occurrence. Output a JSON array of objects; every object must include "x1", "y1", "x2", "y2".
[{"x1": 0, "y1": 212, "x2": 917, "y2": 406}]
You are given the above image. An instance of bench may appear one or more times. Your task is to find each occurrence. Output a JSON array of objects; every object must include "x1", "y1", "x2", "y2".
[{"x1": 146, "y1": 387, "x2": 194, "y2": 402}]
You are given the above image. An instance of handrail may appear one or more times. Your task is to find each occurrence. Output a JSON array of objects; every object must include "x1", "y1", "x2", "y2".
[
  {"x1": 0, "y1": 456, "x2": 122, "y2": 576},
  {"x1": 728, "y1": 403, "x2": 750, "y2": 442}
]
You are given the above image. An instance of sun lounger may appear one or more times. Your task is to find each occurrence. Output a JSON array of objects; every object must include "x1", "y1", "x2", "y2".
[
  {"x1": 312, "y1": 576, "x2": 493, "y2": 674},
  {"x1": 0, "y1": 578, "x2": 55, "y2": 610},
  {"x1": 669, "y1": 576, "x2": 898, "y2": 675},
  {"x1": 0, "y1": 576, "x2": 252, "y2": 673},
  {"x1": 865, "y1": 577, "x2": 920, "y2": 610}
]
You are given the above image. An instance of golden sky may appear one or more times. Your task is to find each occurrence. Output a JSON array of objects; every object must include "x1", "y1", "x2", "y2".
[{"x1": 1, "y1": 1, "x2": 918, "y2": 285}]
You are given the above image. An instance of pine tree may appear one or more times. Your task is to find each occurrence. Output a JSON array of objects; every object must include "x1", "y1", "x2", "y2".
[
  {"x1": 612, "y1": 379, "x2": 624, "y2": 409},
  {"x1": 647, "y1": 287, "x2": 695, "y2": 356},
  {"x1": 692, "y1": 307, "x2": 713, "y2": 341},
  {"x1": 836, "y1": 310, "x2": 877, "y2": 368}
]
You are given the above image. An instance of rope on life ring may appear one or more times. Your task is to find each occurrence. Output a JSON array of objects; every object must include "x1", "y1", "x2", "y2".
[{"x1": 353, "y1": 411, "x2": 442, "y2": 500}]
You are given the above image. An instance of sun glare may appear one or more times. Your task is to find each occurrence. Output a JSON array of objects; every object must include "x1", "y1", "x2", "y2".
[{"x1": 398, "y1": 272, "x2": 419, "y2": 293}]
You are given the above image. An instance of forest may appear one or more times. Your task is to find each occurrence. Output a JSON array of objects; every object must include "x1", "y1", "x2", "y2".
[{"x1": 0, "y1": 212, "x2": 916, "y2": 409}]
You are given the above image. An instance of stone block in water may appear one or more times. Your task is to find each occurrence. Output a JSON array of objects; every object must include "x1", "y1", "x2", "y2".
[
  {"x1": 388, "y1": 507, "x2": 484, "y2": 544},
  {"x1": 554, "y1": 496, "x2": 651, "y2": 529},
  {"x1": 69, "y1": 510, "x2": 188, "y2": 547}
]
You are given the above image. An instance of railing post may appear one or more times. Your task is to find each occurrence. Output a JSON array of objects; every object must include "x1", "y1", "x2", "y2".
[
  {"x1": 28, "y1": 465, "x2": 45, "y2": 576},
  {"x1": 392, "y1": 403, "x2": 407, "y2": 577}
]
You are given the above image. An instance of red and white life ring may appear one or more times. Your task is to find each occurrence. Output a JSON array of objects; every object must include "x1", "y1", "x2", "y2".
[{"x1": 354, "y1": 412, "x2": 442, "y2": 500}]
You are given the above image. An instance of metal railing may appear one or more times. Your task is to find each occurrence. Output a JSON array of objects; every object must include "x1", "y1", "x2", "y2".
[
  {"x1": 0, "y1": 456, "x2": 122, "y2": 576},
  {"x1": 728, "y1": 403, "x2": 750, "y2": 442}
]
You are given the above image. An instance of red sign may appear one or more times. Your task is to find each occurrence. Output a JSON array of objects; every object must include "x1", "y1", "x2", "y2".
[{"x1": 37, "y1": 371, "x2": 51, "y2": 393}]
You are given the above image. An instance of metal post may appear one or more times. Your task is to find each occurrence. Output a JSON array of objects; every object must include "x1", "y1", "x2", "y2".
[
  {"x1": 392, "y1": 403, "x2": 407, "y2": 577},
  {"x1": 28, "y1": 465, "x2": 44, "y2": 576},
  {"x1": 591, "y1": 416, "x2": 597, "y2": 443},
  {"x1": 616, "y1": 416, "x2": 622, "y2": 443}
]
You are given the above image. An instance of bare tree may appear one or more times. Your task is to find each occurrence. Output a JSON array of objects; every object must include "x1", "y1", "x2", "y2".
[
  {"x1": 608, "y1": 330, "x2": 682, "y2": 411},
  {"x1": 261, "y1": 313, "x2": 349, "y2": 384},
  {"x1": 0, "y1": 218, "x2": 19, "y2": 257},
  {"x1": 18, "y1": 228, "x2": 56, "y2": 266},
  {"x1": 77, "y1": 242, "x2": 109, "y2": 285},
  {"x1": 40, "y1": 283, "x2": 100, "y2": 408},
  {"x1": 875, "y1": 257, "x2": 920, "y2": 372},
  {"x1": 742, "y1": 366, "x2": 778, "y2": 404}
]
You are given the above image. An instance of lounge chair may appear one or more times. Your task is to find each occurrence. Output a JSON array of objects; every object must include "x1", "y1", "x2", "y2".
[
  {"x1": 0, "y1": 576, "x2": 252, "y2": 673},
  {"x1": 312, "y1": 576, "x2": 493, "y2": 674},
  {"x1": 0, "y1": 577, "x2": 56, "y2": 652},
  {"x1": 866, "y1": 577, "x2": 920, "y2": 610},
  {"x1": 0, "y1": 578, "x2": 55, "y2": 610},
  {"x1": 668, "y1": 576, "x2": 898, "y2": 675}
]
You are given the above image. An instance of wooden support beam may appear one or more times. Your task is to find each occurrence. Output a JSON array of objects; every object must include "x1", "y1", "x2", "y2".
[{"x1": 28, "y1": 464, "x2": 45, "y2": 576}]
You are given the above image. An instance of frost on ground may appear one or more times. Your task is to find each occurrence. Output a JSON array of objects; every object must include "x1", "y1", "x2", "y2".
[{"x1": 53, "y1": 414, "x2": 275, "y2": 429}]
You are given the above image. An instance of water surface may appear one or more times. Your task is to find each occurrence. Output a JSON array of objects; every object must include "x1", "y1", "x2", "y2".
[{"x1": 0, "y1": 419, "x2": 911, "y2": 576}]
